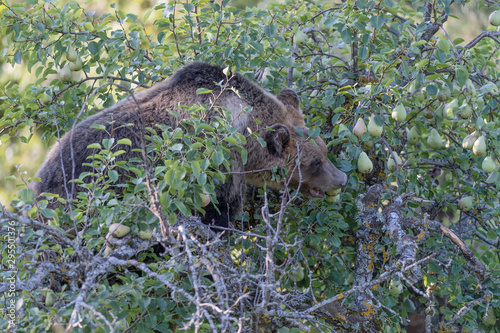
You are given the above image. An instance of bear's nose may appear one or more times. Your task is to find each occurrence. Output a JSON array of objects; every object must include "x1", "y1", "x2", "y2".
[{"x1": 340, "y1": 171, "x2": 348, "y2": 186}]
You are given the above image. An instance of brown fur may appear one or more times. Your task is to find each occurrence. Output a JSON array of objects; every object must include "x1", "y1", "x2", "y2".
[{"x1": 32, "y1": 63, "x2": 347, "y2": 227}]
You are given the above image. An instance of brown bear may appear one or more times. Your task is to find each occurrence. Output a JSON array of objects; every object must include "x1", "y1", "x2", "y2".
[{"x1": 32, "y1": 63, "x2": 347, "y2": 228}]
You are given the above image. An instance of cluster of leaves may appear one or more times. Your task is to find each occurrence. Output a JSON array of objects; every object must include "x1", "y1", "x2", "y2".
[{"x1": 1, "y1": 0, "x2": 500, "y2": 331}]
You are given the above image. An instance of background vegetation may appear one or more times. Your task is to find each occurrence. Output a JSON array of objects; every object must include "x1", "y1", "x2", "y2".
[{"x1": 1, "y1": 0, "x2": 500, "y2": 332}]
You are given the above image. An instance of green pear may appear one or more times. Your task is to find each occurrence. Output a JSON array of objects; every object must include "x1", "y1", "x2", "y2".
[
  {"x1": 413, "y1": 90, "x2": 425, "y2": 102},
  {"x1": 407, "y1": 126, "x2": 420, "y2": 145},
  {"x1": 387, "y1": 152, "x2": 402, "y2": 172},
  {"x1": 458, "y1": 196, "x2": 473, "y2": 212},
  {"x1": 392, "y1": 104, "x2": 406, "y2": 122},
  {"x1": 364, "y1": 139, "x2": 374, "y2": 150},
  {"x1": 437, "y1": 85, "x2": 451, "y2": 102},
  {"x1": 295, "y1": 30, "x2": 307, "y2": 45},
  {"x1": 443, "y1": 99, "x2": 458, "y2": 120},
  {"x1": 367, "y1": 115, "x2": 383, "y2": 137},
  {"x1": 318, "y1": 17, "x2": 330, "y2": 33},
  {"x1": 489, "y1": 10, "x2": 500, "y2": 26},
  {"x1": 108, "y1": 223, "x2": 131, "y2": 238},
  {"x1": 51, "y1": 322, "x2": 65, "y2": 333},
  {"x1": 353, "y1": 118, "x2": 367, "y2": 137},
  {"x1": 292, "y1": 68, "x2": 303, "y2": 80},
  {"x1": 357, "y1": 152, "x2": 373, "y2": 174},
  {"x1": 117, "y1": 80, "x2": 131, "y2": 91},
  {"x1": 325, "y1": 194, "x2": 340, "y2": 203},
  {"x1": 138, "y1": 229, "x2": 153, "y2": 240},
  {"x1": 326, "y1": 188, "x2": 341, "y2": 196},
  {"x1": 294, "y1": 265, "x2": 305, "y2": 281},
  {"x1": 462, "y1": 132, "x2": 477, "y2": 150},
  {"x1": 200, "y1": 192, "x2": 211, "y2": 207},
  {"x1": 472, "y1": 136, "x2": 487, "y2": 156},
  {"x1": 41, "y1": 92, "x2": 51, "y2": 106},
  {"x1": 458, "y1": 101, "x2": 472, "y2": 119},
  {"x1": 69, "y1": 57, "x2": 83, "y2": 71},
  {"x1": 389, "y1": 279, "x2": 403, "y2": 295},
  {"x1": 474, "y1": 97, "x2": 485, "y2": 112},
  {"x1": 45, "y1": 291, "x2": 56, "y2": 307},
  {"x1": 427, "y1": 129, "x2": 442, "y2": 149},
  {"x1": 104, "y1": 245, "x2": 113, "y2": 256},
  {"x1": 465, "y1": 79, "x2": 476, "y2": 96},
  {"x1": 66, "y1": 45, "x2": 78, "y2": 62},
  {"x1": 59, "y1": 65, "x2": 72, "y2": 82},
  {"x1": 482, "y1": 156, "x2": 496, "y2": 173}
]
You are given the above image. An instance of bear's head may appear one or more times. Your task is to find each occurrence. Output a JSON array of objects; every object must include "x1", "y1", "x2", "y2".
[{"x1": 245, "y1": 89, "x2": 347, "y2": 198}]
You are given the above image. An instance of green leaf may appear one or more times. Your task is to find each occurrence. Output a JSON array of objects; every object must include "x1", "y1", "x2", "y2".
[
  {"x1": 241, "y1": 149, "x2": 248, "y2": 165},
  {"x1": 412, "y1": 40, "x2": 427, "y2": 47},
  {"x1": 198, "y1": 123, "x2": 214, "y2": 131},
  {"x1": 456, "y1": 66, "x2": 468, "y2": 86},
  {"x1": 17, "y1": 189, "x2": 34, "y2": 203},
  {"x1": 485, "y1": 171, "x2": 498, "y2": 184},
  {"x1": 264, "y1": 24, "x2": 276, "y2": 37},
  {"x1": 324, "y1": 17, "x2": 337, "y2": 26},
  {"x1": 403, "y1": 298, "x2": 416, "y2": 312},
  {"x1": 370, "y1": 16, "x2": 387, "y2": 29},
  {"x1": 224, "y1": 136, "x2": 239, "y2": 145},
  {"x1": 162, "y1": 5, "x2": 175, "y2": 18},
  {"x1": 164, "y1": 168, "x2": 175, "y2": 185},
  {"x1": 329, "y1": 236, "x2": 341, "y2": 247},
  {"x1": 170, "y1": 143, "x2": 183, "y2": 151},
  {"x1": 309, "y1": 127, "x2": 320, "y2": 138},
  {"x1": 90, "y1": 124, "x2": 106, "y2": 130},
  {"x1": 117, "y1": 138, "x2": 132, "y2": 146},
  {"x1": 40, "y1": 208, "x2": 55, "y2": 219},
  {"x1": 427, "y1": 262, "x2": 439, "y2": 273},
  {"x1": 426, "y1": 84, "x2": 437, "y2": 96},
  {"x1": 416, "y1": 58, "x2": 429, "y2": 71},
  {"x1": 14, "y1": 49, "x2": 21, "y2": 64},
  {"x1": 212, "y1": 150, "x2": 224, "y2": 166},
  {"x1": 173, "y1": 199, "x2": 189, "y2": 216},
  {"x1": 196, "y1": 88, "x2": 213, "y2": 95},
  {"x1": 102, "y1": 138, "x2": 114, "y2": 150},
  {"x1": 249, "y1": 41, "x2": 263, "y2": 52},
  {"x1": 198, "y1": 172, "x2": 207, "y2": 186},
  {"x1": 340, "y1": 28, "x2": 352, "y2": 44},
  {"x1": 486, "y1": 229, "x2": 497, "y2": 240},
  {"x1": 126, "y1": 14, "x2": 138, "y2": 21},
  {"x1": 224, "y1": 46, "x2": 233, "y2": 59},
  {"x1": 257, "y1": 137, "x2": 267, "y2": 148},
  {"x1": 87, "y1": 143, "x2": 102, "y2": 149},
  {"x1": 108, "y1": 170, "x2": 119, "y2": 182},
  {"x1": 88, "y1": 41, "x2": 98, "y2": 55},
  {"x1": 183, "y1": 3, "x2": 194, "y2": 12},
  {"x1": 192, "y1": 160, "x2": 201, "y2": 178}
]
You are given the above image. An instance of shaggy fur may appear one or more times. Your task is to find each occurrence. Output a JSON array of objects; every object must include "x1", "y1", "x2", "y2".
[{"x1": 32, "y1": 63, "x2": 347, "y2": 227}]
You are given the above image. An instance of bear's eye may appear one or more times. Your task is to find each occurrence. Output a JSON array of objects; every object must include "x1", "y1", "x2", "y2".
[{"x1": 308, "y1": 159, "x2": 322, "y2": 174}]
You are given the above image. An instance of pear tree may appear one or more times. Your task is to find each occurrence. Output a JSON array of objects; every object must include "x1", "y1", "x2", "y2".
[{"x1": 0, "y1": 0, "x2": 500, "y2": 332}]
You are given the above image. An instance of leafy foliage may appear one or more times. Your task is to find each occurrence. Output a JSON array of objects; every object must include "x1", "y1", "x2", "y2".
[{"x1": 1, "y1": 0, "x2": 500, "y2": 332}]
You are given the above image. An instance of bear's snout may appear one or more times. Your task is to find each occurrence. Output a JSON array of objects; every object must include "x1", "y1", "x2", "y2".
[
  {"x1": 324, "y1": 160, "x2": 348, "y2": 189},
  {"x1": 310, "y1": 161, "x2": 347, "y2": 193},
  {"x1": 305, "y1": 160, "x2": 347, "y2": 199}
]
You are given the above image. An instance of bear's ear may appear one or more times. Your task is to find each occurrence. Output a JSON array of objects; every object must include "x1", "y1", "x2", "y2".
[
  {"x1": 265, "y1": 124, "x2": 290, "y2": 157},
  {"x1": 277, "y1": 89, "x2": 300, "y2": 110}
]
